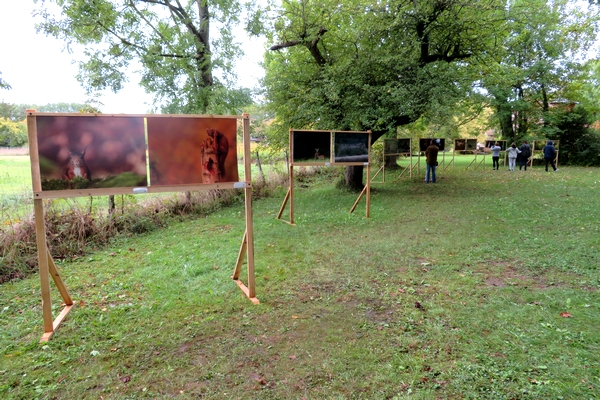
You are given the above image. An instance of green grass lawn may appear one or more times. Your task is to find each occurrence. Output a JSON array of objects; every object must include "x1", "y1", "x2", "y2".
[{"x1": 1, "y1": 163, "x2": 599, "y2": 399}]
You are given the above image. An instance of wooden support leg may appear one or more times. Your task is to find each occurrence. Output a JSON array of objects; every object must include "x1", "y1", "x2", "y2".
[
  {"x1": 350, "y1": 184, "x2": 368, "y2": 214},
  {"x1": 34, "y1": 199, "x2": 53, "y2": 338},
  {"x1": 276, "y1": 187, "x2": 291, "y2": 220},
  {"x1": 231, "y1": 230, "x2": 259, "y2": 304},
  {"x1": 47, "y1": 251, "x2": 73, "y2": 306}
]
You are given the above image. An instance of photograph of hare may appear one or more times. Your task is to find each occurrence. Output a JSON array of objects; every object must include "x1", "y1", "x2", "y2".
[
  {"x1": 147, "y1": 117, "x2": 238, "y2": 185},
  {"x1": 36, "y1": 116, "x2": 148, "y2": 190},
  {"x1": 292, "y1": 130, "x2": 332, "y2": 163}
]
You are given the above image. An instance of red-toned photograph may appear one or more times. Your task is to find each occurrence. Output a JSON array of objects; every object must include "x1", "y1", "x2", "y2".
[
  {"x1": 147, "y1": 117, "x2": 238, "y2": 185},
  {"x1": 36, "y1": 115, "x2": 147, "y2": 190}
]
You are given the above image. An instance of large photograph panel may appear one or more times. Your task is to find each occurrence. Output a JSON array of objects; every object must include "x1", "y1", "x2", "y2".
[
  {"x1": 334, "y1": 132, "x2": 369, "y2": 163},
  {"x1": 454, "y1": 139, "x2": 466, "y2": 151},
  {"x1": 419, "y1": 138, "x2": 445, "y2": 152},
  {"x1": 292, "y1": 130, "x2": 331, "y2": 162},
  {"x1": 466, "y1": 139, "x2": 477, "y2": 151},
  {"x1": 397, "y1": 139, "x2": 411, "y2": 153},
  {"x1": 147, "y1": 117, "x2": 238, "y2": 185},
  {"x1": 384, "y1": 138, "x2": 398, "y2": 155},
  {"x1": 36, "y1": 116, "x2": 147, "y2": 190},
  {"x1": 486, "y1": 140, "x2": 507, "y2": 150}
]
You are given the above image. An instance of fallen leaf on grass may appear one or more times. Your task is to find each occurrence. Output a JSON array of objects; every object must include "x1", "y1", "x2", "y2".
[
  {"x1": 122, "y1": 376, "x2": 131, "y2": 383},
  {"x1": 289, "y1": 355, "x2": 297, "y2": 360},
  {"x1": 560, "y1": 312, "x2": 572, "y2": 318}
]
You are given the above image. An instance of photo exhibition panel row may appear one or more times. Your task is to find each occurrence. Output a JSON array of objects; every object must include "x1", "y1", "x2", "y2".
[{"x1": 291, "y1": 130, "x2": 370, "y2": 164}]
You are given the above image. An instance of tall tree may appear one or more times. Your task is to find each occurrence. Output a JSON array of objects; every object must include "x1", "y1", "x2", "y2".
[
  {"x1": 263, "y1": 0, "x2": 505, "y2": 189},
  {"x1": 482, "y1": 0, "x2": 600, "y2": 142},
  {"x1": 34, "y1": 0, "x2": 252, "y2": 114}
]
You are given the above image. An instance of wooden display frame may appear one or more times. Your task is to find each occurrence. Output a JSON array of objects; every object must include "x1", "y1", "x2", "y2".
[
  {"x1": 27, "y1": 111, "x2": 258, "y2": 342},
  {"x1": 456, "y1": 138, "x2": 484, "y2": 171},
  {"x1": 371, "y1": 138, "x2": 413, "y2": 183},
  {"x1": 277, "y1": 129, "x2": 371, "y2": 224}
]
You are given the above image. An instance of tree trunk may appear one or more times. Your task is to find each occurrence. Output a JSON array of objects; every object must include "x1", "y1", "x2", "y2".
[
  {"x1": 255, "y1": 150, "x2": 264, "y2": 182},
  {"x1": 345, "y1": 165, "x2": 364, "y2": 192},
  {"x1": 108, "y1": 195, "x2": 115, "y2": 214},
  {"x1": 385, "y1": 154, "x2": 401, "y2": 169}
]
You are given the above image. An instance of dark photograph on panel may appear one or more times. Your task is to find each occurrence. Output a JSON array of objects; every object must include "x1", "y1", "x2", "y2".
[
  {"x1": 147, "y1": 117, "x2": 238, "y2": 185},
  {"x1": 419, "y1": 138, "x2": 431, "y2": 152},
  {"x1": 292, "y1": 130, "x2": 331, "y2": 163},
  {"x1": 454, "y1": 139, "x2": 466, "y2": 151},
  {"x1": 486, "y1": 140, "x2": 507, "y2": 150},
  {"x1": 419, "y1": 138, "x2": 445, "y2": 152},
  {"x1": 466, "y1": 139, "x2": 477, "y2": 151},
  {"x1": 397, "y1": 138, "x2": 411, "y2": 153},
  {"x1": 334, "y1": 132, "x2": 369, "y2": 163},
  {"x1": 36, "y1": 115, "x2": 147, "y2": 191},
  {"x1": 384, "y1": 138, "x2": 398, "y2": 155}
]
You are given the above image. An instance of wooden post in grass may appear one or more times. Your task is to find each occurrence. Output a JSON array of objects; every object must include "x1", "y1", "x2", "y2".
[
  {"x1": 276, "y1": 129, "x2": 296, "y2": 225},
  {"x1": 231, "y1": 114, "x2": 259, "y2": 304},
  {"x1": 27, "y1": 110, "x2": 75, "y2": 342}
]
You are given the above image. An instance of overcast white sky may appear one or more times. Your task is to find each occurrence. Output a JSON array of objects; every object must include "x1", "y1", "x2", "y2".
[{"x1": 0, "y1": 1, "x2": 266, "y2": 114}]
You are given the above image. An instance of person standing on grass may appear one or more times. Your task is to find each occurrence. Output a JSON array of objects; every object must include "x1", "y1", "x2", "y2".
[
  {"x1": 519, "y1": 140, "x2": 531, "y2": 170},
  {"x1": 490, "y1": 142, "x2": 502, "y2": 170},
  {"x1": 543, "y1": 140, "x2": 558, "y2": 172},
  {"x1": 425, "y1": 139, "x2": 439, "y2": 183},
  {"x1": 506, "y1": 142, "x2": 521, "y2": 172}
]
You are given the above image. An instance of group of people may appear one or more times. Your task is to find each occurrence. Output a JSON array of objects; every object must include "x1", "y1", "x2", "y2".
[
  {"x1": 489, "y1": 140, "x2": 558, "y2": 172},
  {"x1": 424, "y1": 139, "x2": 559, "y2": 183}
]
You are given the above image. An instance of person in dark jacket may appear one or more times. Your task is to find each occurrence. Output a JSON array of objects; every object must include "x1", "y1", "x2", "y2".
[
  {"x1": 543, "y1": 140, "x2": 558, "y2": 172},
  {"x1": 425, "y1": 139, "x2": 439, "y2": 183},
  {"x1": 519, "y1": 140, "x2": 531, "y2": 171}
]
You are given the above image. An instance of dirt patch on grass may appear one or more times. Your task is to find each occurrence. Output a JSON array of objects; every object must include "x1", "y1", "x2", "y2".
[
  {"x1": 476, "y1": 261, "x2": 593, "y2": 290},
  {"x1": 478, "y1": 263, "x2": 549, "y2": 289}
]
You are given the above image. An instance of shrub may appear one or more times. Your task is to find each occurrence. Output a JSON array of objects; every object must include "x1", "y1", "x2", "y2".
[{"x1": 0, "y1": 168, "x2": 295, "y2": 283}]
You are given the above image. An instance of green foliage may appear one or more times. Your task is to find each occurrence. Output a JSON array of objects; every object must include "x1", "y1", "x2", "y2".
[
  {"x1": 0, "y1": 102, "x2": 94, "y2": 121},
  {"x1": 263, "y1": 0, "x2": 506, "y2": 143},
  {"x1": 546, "y1": 106, "x2": 600, "y2": 166},
  {"x1": 0, "y1": 118, "x2": 27, "y2": 147},
  {"x1": 34, "y1": 0, "x2": 252, "y2": 114}
]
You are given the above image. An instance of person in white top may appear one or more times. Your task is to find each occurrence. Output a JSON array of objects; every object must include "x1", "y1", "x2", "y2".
[
  {"x1": 490, "y1": 142, "x2": 502, "y2": 170},
  {"x1": 505, "y1": 142, "x2": 521, "y2": 171}
]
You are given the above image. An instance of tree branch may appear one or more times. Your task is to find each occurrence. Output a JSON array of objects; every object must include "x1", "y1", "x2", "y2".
[{"x1": 270, "y1": 27, "x2": 328, "y2": 66}]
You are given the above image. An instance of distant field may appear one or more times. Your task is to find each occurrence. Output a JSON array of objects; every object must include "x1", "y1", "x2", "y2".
[{"x1": 0, "y1": 155, "x2": 33, "y2": 223}]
